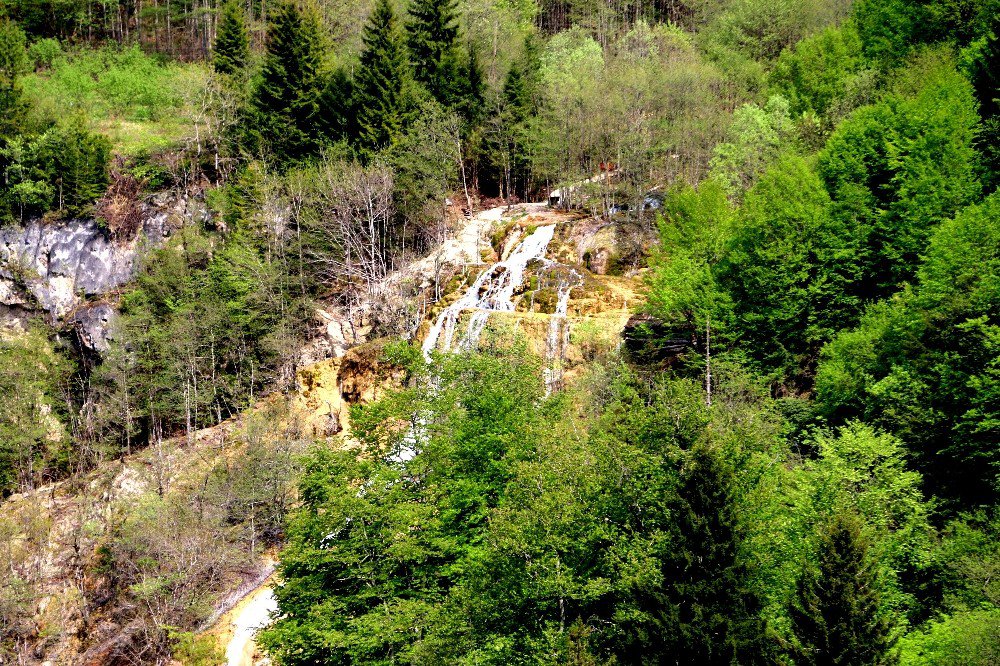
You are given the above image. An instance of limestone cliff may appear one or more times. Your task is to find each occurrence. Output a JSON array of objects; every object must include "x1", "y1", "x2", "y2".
[{"x1": 0, "y1": 193, "x2": 207, "y2": 351}]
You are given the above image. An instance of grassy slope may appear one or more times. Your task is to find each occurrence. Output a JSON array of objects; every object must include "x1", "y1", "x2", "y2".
[{"x1": 22, "y1": 45, "x2": 209, "y2": 157}]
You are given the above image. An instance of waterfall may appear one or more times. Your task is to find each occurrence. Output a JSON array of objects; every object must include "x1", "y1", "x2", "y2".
[
  {"x1": 422, "y1": 224, "x2": 557, "y2": 360},
  {"x1": 543, "y1": 269, "x2": 581, "y2": 394},
  {"x1": 406, "y1": 220, "x2": 578, "y2": 462}
]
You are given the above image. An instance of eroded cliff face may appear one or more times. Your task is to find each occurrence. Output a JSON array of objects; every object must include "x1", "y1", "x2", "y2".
[{"x1": 0, "y1": 194, "x2": 207, "y2": 351}]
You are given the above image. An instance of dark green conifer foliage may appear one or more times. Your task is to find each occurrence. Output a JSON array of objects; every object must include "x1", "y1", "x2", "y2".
[
  {"x1": 247, "y1": 2, "x2": 323, "y2": 163},
  {"x1": 789, "y1": 511, "x2": 898, "y2": 666},
  {"x1": 213, "y1": 0, "x2": 250, "y2": 77},
  {"x1": 316, "y1": 68, "x2": 356, "y2": 144},
  {"x1": 503, "y1": 38, "x2": 541, "y2": 122},
  {"x1": 656, "y1": 445, "x2": 769, "y2": 665},
  {"x1": 0, "y1": 19, "x2": 27, "y2": 138},
  {"x1": 503, "y1": 62, "x2": 532, "y2": 122},
  {"x1": 54, "y1": 124, "x2": 111, "y2": 216},
  {"x1": 460, "y1": 43, "x2": 484, "y2": 122},
  {"x1": 492, "y1": 56, "x2": 537, "y2": 197},
  {"x1": 407, "y1": 0, "x2": 462, "y2": 105},
  {"x1": 354, "y1": 0, "x2": 409, "y2": 153}
]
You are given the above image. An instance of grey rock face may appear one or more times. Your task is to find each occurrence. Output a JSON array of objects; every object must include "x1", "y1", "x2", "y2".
[
  {"x1": 68, "y1": 301, "x2": 117, "y2": 354},
  {"x1": 0, "y1": 214, "x2": 170, "y2": 318},
  {"x1": 0, "y1": 194, "x2": 203, "y2": 351}
]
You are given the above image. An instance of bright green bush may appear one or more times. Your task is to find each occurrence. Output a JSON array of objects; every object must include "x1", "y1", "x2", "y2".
[{"x1": 26, "y1": 37, "x2": 61, "y2": 70}]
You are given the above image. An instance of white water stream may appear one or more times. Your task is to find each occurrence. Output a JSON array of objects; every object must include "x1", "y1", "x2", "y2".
[
  {"x1": 422, "y1": 224, "x2": 557, "y2": 360},
  {"x1": 542, "y1": 273, "x2": 579, "y2": 394},
  {"x1": 224, "y1": 586, "x2": 278, "y2": 666}
]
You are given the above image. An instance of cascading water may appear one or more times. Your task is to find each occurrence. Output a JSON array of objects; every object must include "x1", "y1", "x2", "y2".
[
  {"x1": 543, "y1": 270, "x2": 581, "y2": 394},
  {"x1": 403, "y1": 225, "x2": 559, "y2": 462},
  {"x1": 422, "y1": 224, "x2": 557, "y2": 360},
  {"x1": 406, "y1": 222, "x2": 576, "y2": 460}
]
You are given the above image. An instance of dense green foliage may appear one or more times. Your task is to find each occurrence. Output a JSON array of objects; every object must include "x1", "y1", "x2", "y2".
[
  {"x1": 261, "y1": 344, "x2": 947, "y2": 665},
  {"x1": 815, "y1": 192, "x2": 1000, "y2": 506},
  {"x1": 0, "y1": 21, "x2": 113, "y2": 221},
  {"x1": 213, "y1": 0, "x2": 250, "y2": 77},
  {"x1": 83, "y1": 205, "x2": 310, "y2": 454},
  {"x1": 0, "y1": 328, "x2": 68, "y2": 495},
  {"x1": 0, "y1": 18, "x2": 27, "y2": 138},
  {"x1": 787, "y1": 511, "x2": 898, "y2": 665},
  {"x1": 2, "y1": 1, "x2": 1000, "y2": 663},
  {"x1": 260, "y1": 349, "x2": 785, "y2": 664},
  {"x1": 353, "y1": 0, "x2": 411, "y2": 154},
  {"x1": 407, "y1": 0, "x2": 462, "y2": 105},
  {"x1": 246, "y1": 2, "x2": 325, "y2": 163}
]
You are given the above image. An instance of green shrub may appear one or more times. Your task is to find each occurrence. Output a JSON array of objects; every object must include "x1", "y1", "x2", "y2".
[{"x1": 26, "y1": 38, "x2": 61, "y2": 70}]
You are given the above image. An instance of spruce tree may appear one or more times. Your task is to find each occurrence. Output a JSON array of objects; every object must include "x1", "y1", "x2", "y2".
[
  {"x1": 654, "y1": 444, "x2": 769, "y2": 665},
  {"x1": 788, "y1": 511, "x2": 898, "y2": 666},
  {"x1": 354, "y1": 0, "x2": 410, "y2": 154},
  {"x1": 0, "y1": 19, "x2": 27, "y2": 139},
  {"x1": 502, "y1": 37, "x2": 540, "y2": 123},
  {"x1": 247, "y1": 2, "x2": 323, "y2": 163},
  {"x1": 213, "y1": 0, "x2": 250, "y2": 77},
  {"x1": 460, "y1": 43, "x2": 484, "y2": 122},
  {"x1": 503, "y1": 62, "x2": 532, "y2": 123},
  {"x1": 406, "y1": 0, "x2": 462, "y2": 105},
  {"x1": 316, "y1": 68, "x2": 356, "y2": 144}
]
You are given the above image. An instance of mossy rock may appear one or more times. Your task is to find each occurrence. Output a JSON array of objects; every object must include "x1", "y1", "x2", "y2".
[
  {"x1": 531, "y1": 287, "x2": 559, "y2": 314},
  {"x1": 490, "y1": 220, "x2": 518, "y2": 253}
]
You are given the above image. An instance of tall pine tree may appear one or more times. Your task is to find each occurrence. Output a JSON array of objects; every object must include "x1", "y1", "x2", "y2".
[
  {"x1": 316, "y1": 68, "x2": 356, "y2": 144},
  {"x1": 247, "y1": 2, "x2": 323, "y2": 163},
  {"x1": 354, "y1": 0, "x2": 410, "y2": 154},
  {"x1": 788, "y1": 510, "x2": 898, "y2": 666},
  {"x1": 651, "y1": 444, "x2": 769, "y2": 665},
  {"x1": 213, "y1": 0, "x2": 250, "y2": 77},
  {"x1": 406, "y1": 0, "x2": 462, "y2": 105}
]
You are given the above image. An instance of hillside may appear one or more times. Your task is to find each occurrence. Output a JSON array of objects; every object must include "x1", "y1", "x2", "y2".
[{"x1": 1, "y1": 1, "x2": 1000, "y2": 665}]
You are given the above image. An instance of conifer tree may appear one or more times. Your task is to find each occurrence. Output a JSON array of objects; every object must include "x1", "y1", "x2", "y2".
[
  {"x1": 460, "y1": 43, "x2": 484, "y2": 122},
  {"x1": 316, "y1": 68, "x2": 356, "y2": 144},
  {"x1": 502, "y1": 37, "x2": 540, "y2": 123},
  {"x1": 788, "y1": 511, "x2": 898, "y2": 666},
  {"x1": 503, "y1": 62, "x2": 532, "y2": 123},
  {"x1": 406, "y1": 0, "x2": 462, "y2": 105},
  {"x1": 354, "y1": 0, "x2": 410, "y2": 154},
  {"x1": 0, "y1": 19, "x2": 27, "y2": 139},
  {"x1": 56, "y1": 124, "x2": 111, "y2": 216},
  {"x1": 247, "y1": 1, "x2": 323, "y2": 163},
  {"x1": 213, "y1": 0, "x2": 250, "y2": 77},
  {"x1": 655, "y1": 444, "x2": 769, "y2": 665}
]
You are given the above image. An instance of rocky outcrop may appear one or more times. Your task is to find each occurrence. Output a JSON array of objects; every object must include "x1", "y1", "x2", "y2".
[
  {"x1": 67, "y1": 301, "x2": 117, "y2": 354},
  {"x1": 0, "y1": 194, "x2": 207, "y2": 351},
  {"x1": 0, "y1": 215, "x2": 164, "y2": 317}
]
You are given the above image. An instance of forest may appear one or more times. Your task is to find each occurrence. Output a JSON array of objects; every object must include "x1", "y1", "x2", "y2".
[{"x1": 0, "y1": 0, "x2": 998, "y2": 664}]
